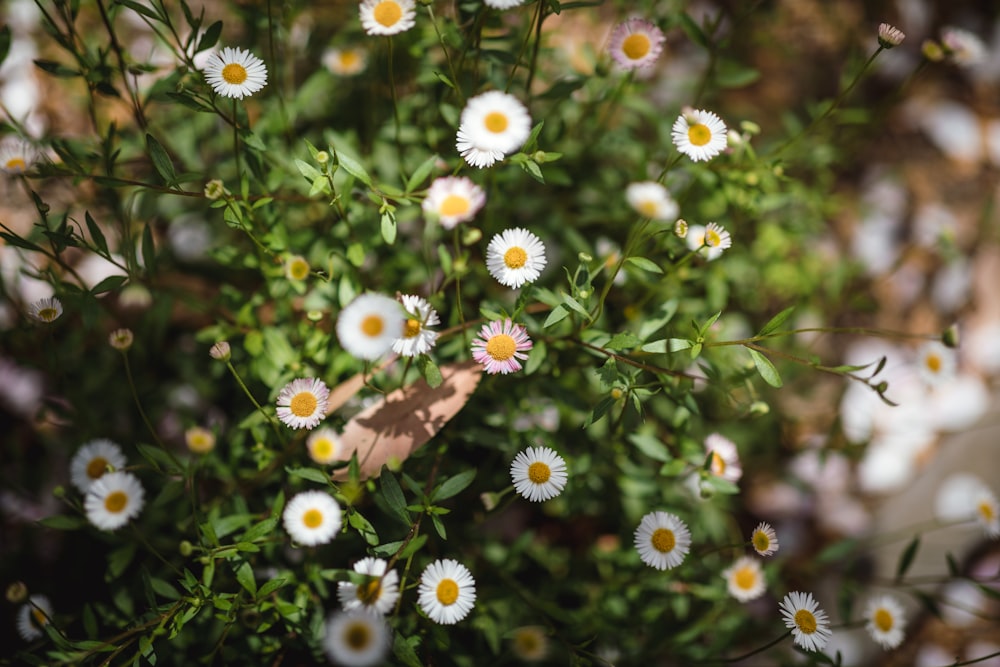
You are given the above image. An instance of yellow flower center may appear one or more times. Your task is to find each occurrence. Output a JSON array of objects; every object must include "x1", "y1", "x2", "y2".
[
  {"x1": 622, "y1": 33, "x2": 651, "y2": 60},
  {"x1": 637, "y1": 200, "x2": 658, "y2": 218},
  {"x1": 484, "y1": 111, "x2": 509, "y2": 134},
  {"x1": 439, "y1": 194, "x2": 470, "y2": 217},
  {"x1": 651, "y1": 528, "x2": 675, "y2": 553},
  {"x1": 485, "y1": 333, "x2": 516, "y2": 361},
  {"x1": 403, "y1": 318, "x2": 422, "y2": 338},
  {"x1": 340, "y1": 51, "x2": 359, "y2": 68},
  {"x1": 345, "y1": 620, "x2": 372, "y2": 649},
  {"x1": 105, "y1": 491, "x2": 128, "y2": 513},
  {"x1": 357, "y1": 579, "x2": 382, "y2": 604},
  {"x1": 979, "y1": 500, "x2": 996, "y2": 522},
  {"x1": 312, "y1": 438, "x2": 334, "y2": 460},
  {"x1": 705, "y1": 228, "x2": 722, "y2": 247},
  {"x1": 5, "y1": 157, "x2": 26, "y2": 171},
  {"x1": 290, "y1": 391, "x2": 318, "y2": 418},
  {"x1": 514, "y1": 629, "x2": 542, "y2": 655},
  {"x1": 302, "y1": 508, "x2": 324, "y2": 529},
  {"x1": 925, "y1": 354, "x2": 941, "y2": 373},
  {"x1": 733, "y1": 565, "x2": 756, "y2": 590},
  {"x1": 504, "y1": 246, "x2": 527, "y2": 269},
  {"x1": 221, "y1": 62, "x2": 248, "y2": 85},
  {"x1": 753, "y1": 531, "x2": 771, "y2": 552},
  {"x1": 373, "y1": 0, "x2": 402, "y2": 27},
  {"x1": 711, "y1": 452, "x2": 726, "y2": 476},
  {"x1": 436, "y1": 578, "x2": 459, "y2": 605},
  {"x1": 31, "y1": 608, "x2": 48, "y2": 627},
  {"x1": 687, "y1": 123, "x2": 712, "y2": 146},
  {"x1": 288, "y1": 258, "x2": 309, "y2": 281},
  {"x1": 873, "y1": 608, "x2": 894, "y2": 632},
  {"x1": 38, "y1": 307, "x2": 58, "y2": 321},
  {"x1": 361, "y1": 314, "x2": 384, "y2": 337},
  {"x1": 527, "y1": 461, "x2": 551, "y2": 484},
  {"x1": 795, "y1": 609, "x2": 817, "y2": 634},
  {"x1": 86, "y1": 457, "x2": 109, "y2": 480}
]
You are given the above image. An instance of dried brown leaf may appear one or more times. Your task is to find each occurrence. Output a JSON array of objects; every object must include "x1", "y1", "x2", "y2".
[{"x1": 332, "y1": 361, "x2": 483, "y2": 481}]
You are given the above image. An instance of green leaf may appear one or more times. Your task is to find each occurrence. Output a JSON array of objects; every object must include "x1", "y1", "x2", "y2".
[
  {"x1": 627, "y1": 433, "x2": 671, "y2": 462},
  {"x1": 380, "y1": 468, "x2": 410, "y2": 523},
  {"x1": 677, "y1": 12, "x2": 710, "y2": 49},
  {"x1": 294, "y1": 158, "x2": 321, "y2": 182},
  {"x1": 257, "y1": 578, "x2": 287, "y2": 598},
  {"x1": 334, "y1": 149, "x2": 372, "y2": 186},
  {"x1": 895, "y1": 536, "x2": 920, "y2": 582},
  {"x1": 33, "y1": 59, "x2": 80, "y2": 78},
  {"x1": 146, "y1": 133, "x2": 176, "y2": 186},
  {"x1": 393, "y1": 632, "x2": 423, "y2": 667},
  {"x1": 0, "y1": 26, "x2": 11, "y2": 69},
  {"x1": 117, "y1": 0, "x2": 162, "y2": 21},
  {"x1": 520, "y1": 159, "x2": 544, "y2": 183},
  {"x1": 347, "y1": 511, "x2": 379, "y2": 545},
  {"x1": 150, "y1": 577, "x2": 181, "y2": 600},
  {"x1": 84, "y1": 211, "x2": 108, "y2": 256},
  {"x1": 284, "y1": 466, "x2": 330, "y2": 486},
  {"x1": 195, "y1": 20, "x2": 223, "y2": 53},
  {"x1": 543, "y1": 304, "x2": 570, "y2": 328},
  {"x1": 696, "y1": 311, "x2": 722, "y2": 336},
  {"x1": 433, "y1": 470, "x2": 477, "y2": 502},
  {"x1": 757, "y1": 306, "x2": 796, "y2": 337},
  {"x1": 560, "y1": 294, "x2": 591, "y2": 321},
  {"x1": 0, "y1": 231, "x2": 43, "y2": 252},
  {"x1": 625, "y1": 256, "x2": 663, "y2": 274},
  {"x1": 431, "y1": 513, "x2": 447, "y2": 540},
  {"x1": 380, "y1": 212, "x2": 396, "y2": 245},
  {"x1": 605, "y1": 332, "x2": 640, "y2": 351},
  {"x1": 747, "y1": 348, "x2": 783, "y2": 388},
  {"x1": 234, "y1": 561, "x2": 256, "y2": 596},
  {"x1": 135, "y1": 443, "x2": 178, "y2": 472},
  {"x1": 241, "y1": 515, "x2": 278, "y2": 543},
  {"x1": 716, "y1": 59, "x2": 761, "y2": 88},
  {"x1": 37, "y1": 514, "x2": 86, "y2": 530},
  {"x1": 405, "y1": 154, "x2": 438, "y2": 193},
  {"x1": 816, "y1": 538, "x2": 858, "y2": 564}
]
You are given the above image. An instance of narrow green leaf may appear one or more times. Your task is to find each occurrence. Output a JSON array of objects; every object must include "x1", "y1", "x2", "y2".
[
  {"x1": 678, "y1": 12, "x2": 710, "y2": 49},
  {"x1": 347, "y1": 511, "x2": 379, "y2": 545},
  {"x1": 284, "y1": 466, "x2": 330, "y2": 485},
  {"x1": 294, "y1": 158, "x2": 321, "y2": 181},
  {"x1": 393, "y1": 632, "x2": 423, "y2": 667},
  {"x1": 37, "y1": 514, "x2": 86, "y2": 530},
  {"x1": 150, "y1": 577, "x2": 181, "y2": 600},
  {"x1": 117, "y1": 0, "x2": 161, "y2": 21},
  {"x1": 195, "y1": 20, "x2": 223, "y2": 53},
  {"x1": 697, "y1": 311, "x2": 722, "y2": 336},
  {"x1": 625, "y1": 256, "x2": 663, "y2": 274},
  {"x1": 234, "y1": 561, "x2": 256, "y2": 596},
  {"x1": 757, "y1": 306, "x2": 796, "y2": 337},
  {"x1": 669, "y1": 338, "x2": 694, "y2": 352},
  {"x1": 256, "y1": 578, "x2": 287, "y2": 598},
  {"x1": 431, "y1": 513, "x2": 447, "y2": 540},
  {"x1": 895, "y1": 536, "x2": 920, "y2": 582},
  {"x1": 628, "y1": 433, "x2": 671, "y2": 462},
  {"x1": 380, "y1": 468, "x2": 410, "y2": 523},
  {"x1": 0, "y1": 26, "x2": 11, "y2": 68},
  {"x1": 418, "y1": 356, "x2": 443, "y2": 388},
  {"x1": 433, "y1": 469, "x2": 476, "y2": 501},
  {"x1": 380, "y1": 212, "x2": 397, "y2": 245},
  {"x1": 33, "y1": 59, "x2": 80, "y2": 78},
  {"x1": 334, "y1": 149, "x2": 372, "y2": 186},
  {"x1": 84, "y1": 211, "x2": 108, "y2": 255},
  {"x1": 747, "y1": 348, "x2": 783, "y2": 388},
  {"x1": 0, "y1": 231, "x2": 43, "y2": 252},
  {"x1": 561, "y1": 294, "x2": 591, "y2": 321},
  {"x1": 542, "y1": 304, "x2": 569, "y2": 328},
  {"x1": 90, "y1": 274, "x2": 128, "y2": 295},
  {"x1": 405, "y1": 154, "x2": 438, "y2": 193},
  {"x1": 145, "y1": 133, "x2": 176, "y2": 185}
]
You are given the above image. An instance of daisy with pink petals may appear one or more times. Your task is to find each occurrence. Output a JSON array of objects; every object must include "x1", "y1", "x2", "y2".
[
  {"x1": 608, "y1": 18, "x2": 665, "y2": 70},
  {"x1": 471, "y1": 319, "x2": 532, "y2": 375}
]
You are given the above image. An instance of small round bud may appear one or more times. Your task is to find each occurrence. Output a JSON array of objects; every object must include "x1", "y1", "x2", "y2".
[
  {"x1": 461, "y1": 228, "x2": 482, "y2": 246},
  {"x1": 578, "y1": 252, "x2": 593, "y2": 262},
  {"x1": 204, "y1": 179, "x2": 227, "y2": 200},
  {"x1": 740, "y1": 120, "x2": 761, "y2": 135},
  {"x1": 307, "y1": 309, "x2": 324, "y2": 322},
  {"x1": 452, "y1": 257, "x2": 468, "y2": 274},
  {"x1": 610, "y1": 387, "x2": 624, "y2": 400},
  {"x1": 480, "y1": 492, "x2": 499, "y2": 512},
  {"x1": 284, "y1": 255, "x2": 310, "y2": 282},
  {"x1": 179, "y1": 540, "x2": 194, "y2": 557},
  {"x1": 726, "y1": 129, "x2": 744, "y2": 147},
  {"x1": 922, "y1": 39, "x2": 945, "y2": 62},
  {"x1": 210, "y1": 341, "x2": 231, "y2": 361},
  {"x1": 315, "y1": 151, "x2": 330, "y2": 165},
  {"x1": 745, "y1": 172, "x2": 759, "y2": 186},
  {"x1": 674, "y1": 218, "x2": 689, "y2": 239},
  {"x1": 875, "y1": 381, "x2": 889, "y2": 394},
  {"x1": 578, "y1": 289, "x2": 591, "y2": 299},
  {"x1": 749, "y1": 401, "x2": 770, "y2": 416},
  {"x1": 119, "y1": 284, "x2": 152, "y2": 310},
  {"x1": 52, "y1": 485, "x2": 66, "y2": 498},
  {"x1": 6, "y1": 582, "x2": 28, "y2": 604},
  {"x1": 942, "y1": 324, "x2": 960, "y2": 348},
  {"x1": 533, "y1": 151, "x2": 547, "y2": 163},
  {"x1": 185, "y1": 426, "x2": 216, "y2": 454},
  {"x1": 109, "y1": 328, "x2": 134, "y2": 351}
]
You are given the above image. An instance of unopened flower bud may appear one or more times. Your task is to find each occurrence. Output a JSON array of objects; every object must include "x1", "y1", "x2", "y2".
[
  {"x1": 210, "y1": 341, "x2": 231, "y2": 361},
  {"x1": 204, "y1": 179, "x2": 227, "y2": 200},
  {"x1": 6, "y1": 582, "x2": 28, "y2": 604},
  {"x1": 878, "y1": 23, "x2": 905, "y2": 49},
  {"x1": 179, "y1": 540, "x2": 194, "y2": 557},
  {"x1": 922, "y1": 39, "x2": 944, "y2": 61},
  {"x1": 674, "y1": 219, "x2": 689, "y2": 238},
  {"x1": 109, "y1": 328, "x2": 134, "y2": 351},
  {"x1": 942, "y1": 324, "x2": 960, "y2": 348},
  {"x1": 315, "y1": 151, "x2": 330, "y2": 165}
]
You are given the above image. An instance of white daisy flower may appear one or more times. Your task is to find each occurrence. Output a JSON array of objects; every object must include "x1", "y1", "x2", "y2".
[
  {"x1": 323, "y1": 609, "x2": 390, "y2": 667},
  {"x1": 0, "y1": 138, "x2": 36, "y2": 174},
  {"x1": 85, "y1": 471, "x2": 145, "y2": 531},
  {"x1": 672, "y1": 109, "x2": 728, "y2": 162},
  {"x1": 975, "y1": 487, "x2": 1000, "y2": 539},
  {"x1": 510, "y1": 446, "x2": 568, "y2": 502},
  {"x1": 722, "y1": 556, "x2": 766, "y2": 602},
  {"x1": 185, "y1": 426, "x2": 215, "y2": 454},
  {"x1": 28, "y1": 297, "x2": 62, "y2": 323},
  {"x1": 484, "y1": 0, "x2": 524, "y2": 8},
  {"x1": 779, "y1": 591, "x2": 833, "y2": 652},
  {"x1": 486, "y1": 227, "x2": 547, "y2": 288},
  {"x1": 686, "y1": 225, "x2": 724, "y2": 261},
  {"x1": 510, "y1": 626, "x2": 549, "y2": 662},
  {"x1": 456, "y1": 91, "x2": 532, "y2": 169},
  {"x1": 704, "y1": 433, "x2": 742, "y2": 483},
  {"x1": 337, "y1": 557, "x2": 400, "y2": 615},
  {"x1": 70, "y1": 439, "x2": 127, "y2": 494},
  {"x1": 422, "y1": 176, "x2": 486, "y2": 229},
  {"x1": 418, "y1": 558, "x2": 476, "y2": 624},
  {"x1": 634, "y1": 511, "x2": 691, "y2": 570},
  {"x1": 916, "y1": 341, "x2": 956, "y2": 386},
  {"x1": 750, "y1": 521, "x2": 779, "y2": 556},
  {"x1": 337, "y1": 293, "x2": 405, "y2": 361},
  {"x1": 16, "y1": 595, "x2": 52, "y2": 642},
  {"x1": 608, "y1": 18, "x2": 666, "y2": 70},
  {"x1": 625, "y1": 181, "x2": 678, "y2": 221},
  {"x1": 864, "y1": 594, "x2": 906, "y2": 650},
  {"x1": 203, "y1": 47, "x2": 268, "y2": 99},
  {"x1": 282, "y1": 490, "x2": 342, "y2": 546},
  {"x1": 275, "y1": 377, "x2": 330, "y2": 430},
  {"x1": 285, "y1": 255, "x2": 310, "y2": 282},
  {"x1": 322, "y1": 47, "x2": 368, "y2": 76},
  {"x1": 392, "y1": 294, "x2": 440, "y2": 357},
  {"x1": 108, "y1": 328, "x2": 134, "y2": 351},
  {"x1": 941, "y1": 27, "x2": 986, "y2": 67},
  {"x1": 359, "y1": 0, "x2": 416, "y2": 36},
  {"x1": 877, "y1": 23, "x2": 905, "y2": 49},
  {"x1": 307, "y1": 427, "x2": 342, "y2": 465},
  {"x1": 703, "y1": 222, "x2": 732, "y2": 252}
]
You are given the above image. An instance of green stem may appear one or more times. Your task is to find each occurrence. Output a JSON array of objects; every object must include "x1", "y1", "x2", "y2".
[
  {"x1": 426, "y1": 4, "x2": 463, "y2": 104},
  {"x1": 387, "y1": 37, "x2": 401, "y2": 150},
  {"x1": 120, "y1": 351, "x2": 179, "y2": 467},
  {"x1": 225, "y1": 361, "x2": 285, "y2": 443}
]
